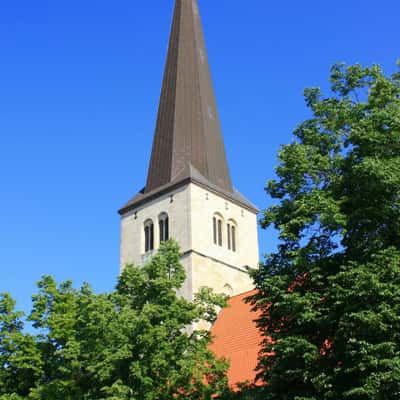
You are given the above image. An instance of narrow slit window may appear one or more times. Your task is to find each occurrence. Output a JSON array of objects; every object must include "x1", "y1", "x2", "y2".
[
  {"x1": 231, "y1": 225, "x2": 236, "y2": 252},
  {"x1": 145, "y1": 226, "x2": 149, "y2": 252},
  {"x1": 159, "y1": 219, "x2": 164, "y2": 242},
  {"x1": 227, "y1": 224, "x2": 231, "y2": 250},
  {"x1": 159, "y1": 214, "x2": 169, "y2": 243},
  {"x1": 218, "y1": 219, "x2": 223, "y2": 246},
  {"x1": 213, "y1": 217, "x2": 217, "y2": 244},
  {"x1": 165, "y1": 217, "x2": 169, "y2": 241},
  {"x1": 144, "y1": 221, "x2": 154, "y2": 253},
  {"x1": 150, "y1": 224, "x2": 154, "y2": 250}
]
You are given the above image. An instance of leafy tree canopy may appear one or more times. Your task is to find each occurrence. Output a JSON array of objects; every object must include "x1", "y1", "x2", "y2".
[
  {"x1": 251, "y1": 62, "x2": 400, "y2": 399},
  {"x1": 0, "y1": 241, "x2": 229, "y2": 399}
]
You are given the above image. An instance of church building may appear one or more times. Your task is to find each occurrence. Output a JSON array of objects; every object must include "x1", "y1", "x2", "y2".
[{"x1": 119, "y1": 0, "x2": 262, "y2": 387}]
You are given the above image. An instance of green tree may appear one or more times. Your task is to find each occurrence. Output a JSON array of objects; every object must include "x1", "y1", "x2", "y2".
[
  {"x1": 251, "y1": 62, "x2": 400, "y2": 399},
  {"x1": 0, "y1": 241, "x2": 229, "y2": 399},
  {"x1": 0, "y1": 295, "x2": 42, "y2": 398}
]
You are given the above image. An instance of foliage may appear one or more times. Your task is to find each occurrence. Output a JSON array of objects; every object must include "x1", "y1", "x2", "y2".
[
  {"x1": 219, "y1": 383, "x2": 268, "y2": 400},
  {"x1": 0, "y1": 241, "x2": 229, "y2": 399},
  {"x1": 251, "y1": 62, "x2": 400, "y2": 399}
]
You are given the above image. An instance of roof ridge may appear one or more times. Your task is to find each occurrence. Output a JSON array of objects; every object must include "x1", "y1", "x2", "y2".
[{"x1": 228, "y1": 289, "x2": 258, "y2": 300}]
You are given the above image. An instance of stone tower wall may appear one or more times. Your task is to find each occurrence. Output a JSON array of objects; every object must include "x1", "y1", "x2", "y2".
[{"x1": 120, "y1": 183, "x2": 259, "y2": 300}]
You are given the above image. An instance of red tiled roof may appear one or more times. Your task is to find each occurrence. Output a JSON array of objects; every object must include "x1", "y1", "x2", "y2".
[{"x1": 209, "y1": 290, "x2": 263, "y2": 389}]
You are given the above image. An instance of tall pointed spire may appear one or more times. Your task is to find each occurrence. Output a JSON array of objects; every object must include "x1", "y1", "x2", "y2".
[
  {"x1": 145, "y1": 0, "x2": 233, "y2": 194},
  {"x1": 120, "y1": 0, "x2": 258, "y2": 215}
]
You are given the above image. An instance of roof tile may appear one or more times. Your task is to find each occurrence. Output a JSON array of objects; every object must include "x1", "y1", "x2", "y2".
[{"x1": 209, "y1": 290, "x2": 264, "y2": 389}]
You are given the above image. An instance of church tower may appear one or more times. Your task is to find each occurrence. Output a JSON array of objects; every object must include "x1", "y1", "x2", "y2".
[{"x1": 119, "y1": 0, "x2": 259, "y2": 300}]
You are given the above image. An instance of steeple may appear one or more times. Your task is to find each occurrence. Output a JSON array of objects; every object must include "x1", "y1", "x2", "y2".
[
  {"x1": 120, "y1": 0, "x2": 257, "y2": 215},
  {"x1": 119, "y1": 0, "x2": 259, "y2": 299},
  {"x1": 146, "y1": 0, "x2": 233, "y2": 194}
]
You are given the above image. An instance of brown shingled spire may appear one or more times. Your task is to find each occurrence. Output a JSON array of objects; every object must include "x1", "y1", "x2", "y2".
[{"x1": 145, "y1": 0, "x2": 233, "y2": 194}]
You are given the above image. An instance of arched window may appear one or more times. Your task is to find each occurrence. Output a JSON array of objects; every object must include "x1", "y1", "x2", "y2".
[
  {"x1": 231, "y1": 225, "x2": 237, "y2": 252},
  {"x1": 144, "y1": 219, "x2": 154, "y2": 253},
  {"x1": 223, "y1": 283, "x2": 234, "y2": 295},
  {"x1": 159, "y1": 213, "x2": 169, "y2": 243},
  {"x1": 213, "y1": 214, "x2": 223, "y2": 247},
  {"x1": 227, "y1": 220, "x2": 237, "y2": 252}
]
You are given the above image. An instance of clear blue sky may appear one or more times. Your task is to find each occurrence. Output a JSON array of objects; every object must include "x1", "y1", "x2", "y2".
[{"x1": 1, "y1": 0, "x2": 399, "y2": 313}]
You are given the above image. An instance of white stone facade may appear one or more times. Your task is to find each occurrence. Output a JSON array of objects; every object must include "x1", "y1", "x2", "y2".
[{"x1": 120, "y1": 183, "x2": 259, "y2": 300}]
